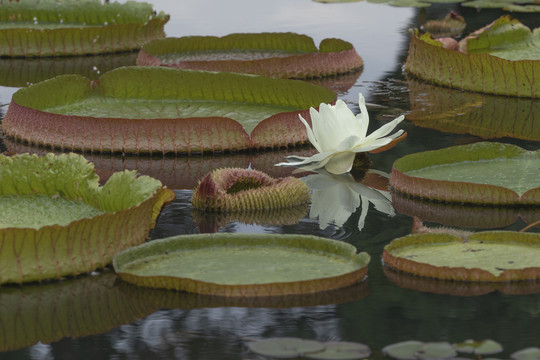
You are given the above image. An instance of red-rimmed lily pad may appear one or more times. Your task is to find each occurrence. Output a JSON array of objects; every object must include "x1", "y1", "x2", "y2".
[
  {"x1": 383, "y1": 231, "x2": 540, "y2": 282},
  {"x1": 113, "y1": 233, "x2": 370, "y2": 297},
  {"x1": 2, "y1": 66, "x2": 336, "y2": 154},
  {"x1": 389, "y1": 142, "x2": 540, "y2": 205},
  {"x1": 0, "y1": 0, "x2": 169, "y2": 57},
  {"x1": 0, "y1": 153, "x2": 175, "y2": 284},
  {"x1": 405, "y1": 16, "x2": 539, "y2": 98},
  {"x1": 0, "y1": 271, "x2": 157, "y2": 352},
  {"x1": 137, "y1": 32, "x2": 363, "y2": 79}
]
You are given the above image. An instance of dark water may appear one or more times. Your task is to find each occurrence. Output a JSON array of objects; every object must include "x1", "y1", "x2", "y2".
[{"x1": 0, "y1": 1, "x2": 539, "y2": 359}]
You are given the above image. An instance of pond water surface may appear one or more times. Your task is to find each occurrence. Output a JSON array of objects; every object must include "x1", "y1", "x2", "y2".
[{"x1": 0, "y1": 1, "x2": 539, "y2": 359}]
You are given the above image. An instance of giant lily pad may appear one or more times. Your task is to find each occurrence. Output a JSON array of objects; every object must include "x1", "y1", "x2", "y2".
[
  {"x1": 389, "y1": 142, "x2": 540, "y2": 205},
  {"x1": 0, "y1": 153, "x2": 175, "y2": 284},
  {"x1": 137, "y1": 32, "x2": 363, "y2": 79},
  {"x1": 406, "y1": 76, "x2": 540, "y2": 141},
  {"x1": 383, "y1": 231, "x2": 540, "y2": 282},
  {"x1": 113, "y1": 233, "x2": 370, "y2": 297},
  {"x1": 0, "y1": 271, "x2": 157, "y2": 351},
  {"x1": 2, "y1": 66, "x2": 336, "y2": 154},
  {"x1": 0, "y1": 0, "x2": 169, "y2": 57},
  {"x1": 405, "y1": 16, "x2": 539, "y2": 98}
]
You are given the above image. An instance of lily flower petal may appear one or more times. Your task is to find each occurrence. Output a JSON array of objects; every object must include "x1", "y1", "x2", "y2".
[{"x1": 275, "y1": 93, "x2": 406, "y2": 175}]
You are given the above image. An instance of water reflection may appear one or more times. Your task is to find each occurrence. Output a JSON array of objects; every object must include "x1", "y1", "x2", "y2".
[{"x1": 304, "y1": 169, "x2": 394, "y2": 231}]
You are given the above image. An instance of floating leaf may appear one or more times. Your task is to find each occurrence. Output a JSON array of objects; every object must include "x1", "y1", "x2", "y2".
[
  {"x1": 511, "y1": 347, "x2": 540, "y2": 360},
  {"x1": 422, "y1": 12, "x2": 466, "y2": 38},
  {"x1": 0, "y1": 0, "x2": 169, "y2": 57},
  {"x1": 382, "y1": 340, "x2": 425, "y2": 360},
  {"x1": 191, "y1": 168, "x2": 310, "y2": 212},
  {"x1": 406, "y1": 76, "x2": 540, "y2": 141},
  {"x1": 113, "y1": 233, "x2": 370, "y2": 297},
  {"x1": 389, "y1": 142, "x2": 540, "y2": 205},
  {"x1": 248, "y1": 338, "x2": 325, "y2": 359},
  {"x1": 405, "y1": 17, "x2": 539, "y2": 98},
  {"x1": 306, "y1": 341, "x2": 371, "y2": 360},
  {"x1": 383, "y1": 231, "x2": 540, "y2": 282},
  {"x1": 0, "y1": 272, "x2": 157, "y2": 351},
  {"x1": 2, "y1": 66, "x2": 336, "y2": 154},
  {"x1": 0, "y1": 153, "x2": 174, "y2": 284},
  {"x1": 137, "y1": 32, "x2": 363, "y2": 79},
  {"x1": 383, "y1": 341, "x2": 456, "y2": 360},
  {"x1": 454, "y1": 339, "x2": 503, "y2": 355}
]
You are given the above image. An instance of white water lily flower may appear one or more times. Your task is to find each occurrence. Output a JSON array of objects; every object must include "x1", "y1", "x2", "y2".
[
  {"x1": 303, "y1": 169, "x2": 394, "y2": 231},
  {"x1": 276, "y1": 93, "x2": 405, "y2": 174}
]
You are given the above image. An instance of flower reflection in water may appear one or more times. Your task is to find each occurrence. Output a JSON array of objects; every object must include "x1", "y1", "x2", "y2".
[{"x1": 303, "y1": 169, "x2": 394, "y2": 231}]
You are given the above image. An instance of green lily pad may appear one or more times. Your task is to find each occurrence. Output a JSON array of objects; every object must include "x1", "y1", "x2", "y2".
[
  {"x1": 462, "y1": 1, "x2": 540, "y2": 12},
  {"x1": 2, "y1": 66, "x2": 336, "y2": 154},
  {"x1": 0, "y1": 271, "x2": 157, "y2": 352},
  {"x1": 306, "y1": 341, "x2": 371, "y2": 360},
  {"x1": 383, "y1": 231, "x2": 540, "y2": 282},
  {"x1": 405, "y1": 17, "x2": 539, "y2": 97},
  {"x1": 511, "y1": 347, "x2": 540, "y2": 360},
  {"x1": 113, "y1": 233, "x2": 370, "y2": 297},
  {"x1": 0, "y1": 0, "x2": 169, "y2": 57},
  {"x1": 383, "y1": 340, "x2": 457, "y2": 360},
  {"x1": 454, "y1": 339, "x2": 503, "y2": 355},
  {"x1": 248, "y1": 338, "x2": 326, "y2": 359},
  {"x1": 0, "y1": 153, "x2": 175, "y2": 284},
  {"x1": 137, "y1": 32, "x2": 363, "y2": 79},
  {"x1": 406, "y1": 76, "x2": 540, "y2": 141},
  {"x1": 389, "y1": 142, "x2": 540, "y2": 205}
]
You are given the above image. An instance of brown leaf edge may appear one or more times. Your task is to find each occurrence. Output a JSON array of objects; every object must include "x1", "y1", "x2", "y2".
[
  {"x1": 113, "y1": 233, "x2": 370, "y2": 297},
  {"x1": 382, "y1": 231, "x2": 540, "y2": 282}
]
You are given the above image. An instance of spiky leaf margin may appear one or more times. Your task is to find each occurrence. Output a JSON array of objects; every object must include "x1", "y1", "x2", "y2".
[
  {"x1": 137, "y1": 33, "x2": 363, "y2": 79},
  {"x1": 2, "y1": 66, "x2": 336, "y2": 154},
  {"x1": 191, "y1": 168, "x2": 310, "y2": 211},
  {"x1": 0, "y1": 153, "x2": 175, "y2": 284},
  {"x1": 0, "y1": 0, "x2": 169, "y2": 57},
  {"x1": 389, "y1": 142, "x2": 540, "y2": 205},
  {"x1": 383, "y1": 231, "x2": 540, "y2": 282},
  {"x1": 404, "y1": 28, "x2": 539, "y2": 98},
  {"x1": 114, "y1": 233, "x2": 370, "y2": 297}
]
